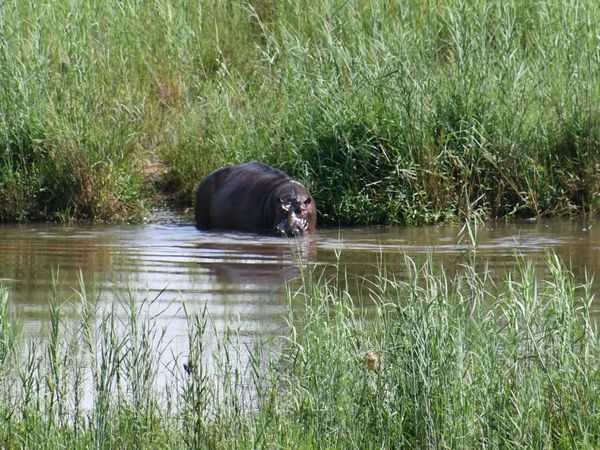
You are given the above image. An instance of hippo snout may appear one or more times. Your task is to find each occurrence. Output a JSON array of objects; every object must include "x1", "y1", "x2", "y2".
[
  {"x1": 289, "y1": 219, "x2": 308, "y2": 237},
  {"x1": 275, "y1": 214, "x2": 309, "y2": 237}
]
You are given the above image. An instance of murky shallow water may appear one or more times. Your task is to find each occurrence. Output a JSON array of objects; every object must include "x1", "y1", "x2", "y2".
[{"x1": 0, "y1": 217, "x2": 598, "y2": 366}]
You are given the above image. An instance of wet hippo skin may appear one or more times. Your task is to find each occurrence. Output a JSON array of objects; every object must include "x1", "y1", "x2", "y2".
[{"x1": 195, "y1": 162, "x2": 317, "y2": 237}]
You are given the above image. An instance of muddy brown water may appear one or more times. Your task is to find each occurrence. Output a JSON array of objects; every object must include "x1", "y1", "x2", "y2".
[{"x1": 0, "y1": 216, "x2": 598, "y2": 383}]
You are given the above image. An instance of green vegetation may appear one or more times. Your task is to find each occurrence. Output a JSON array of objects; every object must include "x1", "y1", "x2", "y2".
[
  {"x1": 1, "y1": 0, "x2": 599, "y2": 223},
  {"x1": 0, "y1": 249, "x2": 599, "y2": 448}
]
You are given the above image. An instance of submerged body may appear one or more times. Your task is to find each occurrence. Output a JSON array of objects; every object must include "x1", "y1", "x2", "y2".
[{"x1": 195, "y1": 162, "x2": 317, "y2": 237}]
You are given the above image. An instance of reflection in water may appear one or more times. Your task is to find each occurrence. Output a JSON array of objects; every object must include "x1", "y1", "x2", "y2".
[
  {"x1": 195, "y1": 238, "x2": 315, "y2": 286},
  {"x1": 0, "y1": 217, "x2": 598, "y2": 388},
  {"x1": 0, "y1": 224, "x2": 320, "y2": 342},
  {"x1": 1, "y1": 219, "x2": 599, "y2": 324}
]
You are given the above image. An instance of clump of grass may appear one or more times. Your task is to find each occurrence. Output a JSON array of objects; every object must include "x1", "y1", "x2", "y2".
[
  {"x1": 1, "y1": 248, "x2": 599, "y2": 448},
  {"x1": 275, "y1": 251, "x2": 600, "y2": 448}
]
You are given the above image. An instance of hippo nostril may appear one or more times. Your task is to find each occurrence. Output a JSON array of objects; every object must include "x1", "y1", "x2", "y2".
[{"x1": 291, "y1": 225, "x2": 304, "y2": 237}]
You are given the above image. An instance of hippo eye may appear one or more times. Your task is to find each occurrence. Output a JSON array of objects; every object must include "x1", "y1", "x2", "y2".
[{"x1": 303, "y1": 198, "x2": 312, "y2": 205}]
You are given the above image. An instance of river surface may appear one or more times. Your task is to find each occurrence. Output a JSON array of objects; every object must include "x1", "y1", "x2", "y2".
[{"x1": 0, "y1": 216, "x2": 598, "y2": 367}]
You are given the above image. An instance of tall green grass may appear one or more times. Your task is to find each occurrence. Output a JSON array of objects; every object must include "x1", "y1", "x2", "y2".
[
  {"x1": 0, "y1": 251, "x2": 598, "y2": 448},
  {"x1": 1, "y1": 0, "x2": 599, "y2": 223}
]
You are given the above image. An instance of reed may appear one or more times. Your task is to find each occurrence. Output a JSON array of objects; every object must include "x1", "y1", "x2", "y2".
[
  {"x1": 0, "y1": 248, "x2": 598, "y2": 448},
  {"x1": 1, "y1": 0, "x2": 598, "y2": 223}
]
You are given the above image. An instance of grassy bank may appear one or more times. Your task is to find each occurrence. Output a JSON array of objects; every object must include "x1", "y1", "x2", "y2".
[
  {"x1": 1, "y1": 0, "x2": 599, "y2": 223},
  {"x1": 0, "y1": 251, "x2": 599, "y2": 448}
]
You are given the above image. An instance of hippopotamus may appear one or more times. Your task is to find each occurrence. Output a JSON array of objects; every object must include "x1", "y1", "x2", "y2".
[{"x1": 194, "y1": 162, "x2": 317, "y2": 237}]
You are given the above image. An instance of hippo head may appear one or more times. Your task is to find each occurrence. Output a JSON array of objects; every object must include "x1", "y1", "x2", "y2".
[{"x1": 274, "y1": 194, "x2": 313, "y2": 237}]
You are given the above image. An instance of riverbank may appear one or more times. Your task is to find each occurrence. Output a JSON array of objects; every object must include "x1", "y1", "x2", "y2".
[
  {"x1": 0, "y1": 249, "x2": 598, "y2": 448},
  {"x1": 1, "y1": 0, "x2": 599, "y2": 224}
]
